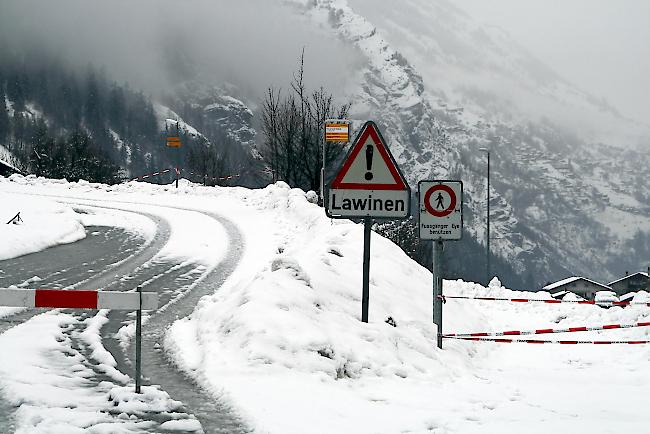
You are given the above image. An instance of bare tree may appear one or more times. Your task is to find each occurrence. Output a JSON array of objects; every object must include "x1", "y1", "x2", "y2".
[
  {"x1": 260, "y1": 51, "x2": 350, "y2": 193},
  {"x1": 187, "y1": 137, "x2": 232, "y2": 186}
]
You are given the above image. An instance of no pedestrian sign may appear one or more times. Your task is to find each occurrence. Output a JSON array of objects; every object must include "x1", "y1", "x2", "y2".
[
  {"x1": 419, "y1": 181, "x2": 463, "y2": 240},
  {"x1": 326, "y1": 121, "x2": 410, "y2": 219}
]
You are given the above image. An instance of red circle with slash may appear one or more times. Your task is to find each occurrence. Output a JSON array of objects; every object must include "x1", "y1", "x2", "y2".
[{"x1": 424, "y1": 184, "x2": 456, "y2": 217}]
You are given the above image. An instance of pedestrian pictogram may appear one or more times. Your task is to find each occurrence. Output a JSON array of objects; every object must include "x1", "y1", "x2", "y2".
[
  {"x1": 419, "y1": 181, "x2": 462, "y2": 240},
  {"x1": 435, "y1": 192, "x2": 444, "y2": 209},
  {"x1": 326, "y1": 121, "x2": 410, "y2": 219}
]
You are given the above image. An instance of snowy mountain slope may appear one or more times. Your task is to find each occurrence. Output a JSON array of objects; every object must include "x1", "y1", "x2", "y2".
[
  {"x1": 276, "y1": 0, "x2": 650, "y2": 286},
  {"x1": 344, "y1": 0, "x2": 646, "y2": 146},
  {"x1": 162, "y1": 81, "x2": 257, "y2": 149}
]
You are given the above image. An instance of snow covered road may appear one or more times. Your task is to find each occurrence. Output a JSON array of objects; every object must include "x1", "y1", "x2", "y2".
[
  {"x1": 0, "y1": 195, "x2": 249, "y2": 432},
  {"x1": 2, "y1": 175, "x2": 650, "y2": 433}
]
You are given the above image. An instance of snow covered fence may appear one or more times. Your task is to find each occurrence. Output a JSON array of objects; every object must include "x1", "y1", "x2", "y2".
[
  {"x1": 441, "y1": 293, "x2": 650, "y2": 344},
  {"x1": 129, "y1": 167, "x2": 242, "y2": 184},
  {"x1": 0, "y1": 288, "x2": 157, "y2": 310},
  {"x1": 129, "y1": 168, "x2": 174, "y2": 182},
  {"x1": 185, "y1": 171, "x2": 241, "y2": 182}
]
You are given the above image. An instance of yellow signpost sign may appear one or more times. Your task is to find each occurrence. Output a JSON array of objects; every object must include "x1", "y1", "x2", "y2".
[
  {"x1": 325, "y1": 122, "x2": 350, "y2": 142},
  {"x1": 166, "y1": 136, "x2": 182, "y2": 148}
]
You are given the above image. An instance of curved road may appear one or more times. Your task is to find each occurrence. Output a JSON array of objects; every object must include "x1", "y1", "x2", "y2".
[{"x1": 0, "y1": 197, "x2": 250, "y2": 433}]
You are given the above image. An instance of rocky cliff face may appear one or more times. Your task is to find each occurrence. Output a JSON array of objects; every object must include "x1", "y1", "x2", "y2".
[{"x1": 274, "y1": 0, "x2": 650, "y2": 287}]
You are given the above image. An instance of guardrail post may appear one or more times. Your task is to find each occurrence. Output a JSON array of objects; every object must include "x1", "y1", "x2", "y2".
[{"x1": 135, "y1": 285, "x2": 142, "y2": 393}]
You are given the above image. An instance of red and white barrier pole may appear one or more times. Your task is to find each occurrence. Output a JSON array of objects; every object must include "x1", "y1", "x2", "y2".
[
  {"x1": 0, "y1": 287, "x2": 157, "y2": 393},
  {"x1": 444, "y1": 320, "x2": 650, "y2": 338},
  {"x1": 0, "y1": 288, "x2": 157, "y2": 310},
  {"x1": 440, "y1": 295, "x2": 650, "y2": 307},
  {"x1": 445, "y1": 336, "x2": 650, "y2": 345}
]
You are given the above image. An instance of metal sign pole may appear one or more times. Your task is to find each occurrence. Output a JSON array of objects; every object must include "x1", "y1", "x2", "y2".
[
  {"x1": 135, "y1": 286, "x2": 142, "y2": 393},
  {"x1": 362, "y1": 217, "x2": 372, "y2": 323},
  {"x1": 321, "y1": 121, "x2": 326, "y2": 202},
  {"x1": 433, "y1": 240, "x2": 443, "y2": 349},
  {"x1": 175, "y1": 122, "x2": 181, "y2": 189},
  {"x1": 176, "y1": 151, "x2": 180, "y2": 189}
]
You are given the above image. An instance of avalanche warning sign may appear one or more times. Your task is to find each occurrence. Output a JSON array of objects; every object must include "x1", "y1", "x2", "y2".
[{"x1": 326, "y1": 121, "x2": 410, "y2": 219}]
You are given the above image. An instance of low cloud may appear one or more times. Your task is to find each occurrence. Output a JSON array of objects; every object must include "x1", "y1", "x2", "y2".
[{"x1": 0, "y1": 0, "x2": 358, "y2": 101}]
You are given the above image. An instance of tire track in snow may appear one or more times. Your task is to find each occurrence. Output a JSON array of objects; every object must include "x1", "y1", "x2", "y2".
[{"x1": 88, "y1": 203, "x2": 250, "y2": 433}]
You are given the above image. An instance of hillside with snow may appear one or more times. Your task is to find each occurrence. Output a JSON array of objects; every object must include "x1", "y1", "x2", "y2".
[{"x1": 1, "y1": 0, "x2": 649, "y2": 287}]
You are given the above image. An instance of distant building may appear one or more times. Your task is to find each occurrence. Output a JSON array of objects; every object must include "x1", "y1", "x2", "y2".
[
  {"x1": 542, "y1": 277, "x2": 612, "y2": 300},
  {"x1": 608, "y1": 272, "x2": 649, "y2": 297}
]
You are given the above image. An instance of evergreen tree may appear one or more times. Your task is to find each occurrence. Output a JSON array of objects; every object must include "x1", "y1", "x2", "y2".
[
  {"x1": 0, "y1": 90, "x2": 9, "y2": 142},
  {"x1": 84, "y1": 68, "x2": 103, "y2": 131},
  {"x1": 29, "y1": 121, "x2": 53, "y2": 176},
  {"x1": 107, "y1": 84, "x2": 126, "y2": 134},
  {"x1": 6, "y1": 72, "x2": 26, "y2": 112}
]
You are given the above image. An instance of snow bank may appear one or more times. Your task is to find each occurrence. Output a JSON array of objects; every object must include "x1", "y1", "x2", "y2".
[
  {"x1": 162, "y1": 182, "x2": 492, "y2": 432},
  {"x1": 0, "y1": 186, "x2": 86, "y2": 260}
]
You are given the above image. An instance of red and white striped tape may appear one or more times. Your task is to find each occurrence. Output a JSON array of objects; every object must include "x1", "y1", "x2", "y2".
[
  {"x1": 439, "y1": 295, "x2": 650, "y2": 307},
  {"x1": 0, "y1": 288, "x2": 157, "y2": 310},
  {"x1": 444, "y1": 336, "x2": 650, "y2": 345},
  {"x1": 130, "y1": 168, "x2": 173, "y2": 182},
  {"x1": 443, "y1": 321, "x2": 650, "y2": 338}
]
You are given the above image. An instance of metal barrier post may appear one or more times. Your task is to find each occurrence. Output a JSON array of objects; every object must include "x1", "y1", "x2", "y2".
[{"x1": 135, "y1": 286, "x2": 142, "y2": 393}]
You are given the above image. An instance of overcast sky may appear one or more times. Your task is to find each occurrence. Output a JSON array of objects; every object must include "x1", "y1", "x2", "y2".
[{"x1": 455, "y1": 0, "x2": 650, "y2": 124}]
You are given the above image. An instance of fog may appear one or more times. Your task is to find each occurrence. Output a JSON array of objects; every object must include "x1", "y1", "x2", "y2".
[
  {"x1": 456, "y1": 0, "x2": 650, "y2": 126},
  {"x1": 0, "y1": 0, "x2": 359, "y2": 102}
]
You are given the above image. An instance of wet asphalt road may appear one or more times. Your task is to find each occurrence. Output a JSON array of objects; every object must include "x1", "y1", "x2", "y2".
[{"x1": 0, "y1": 200, "x2": 250, "y2": 433}]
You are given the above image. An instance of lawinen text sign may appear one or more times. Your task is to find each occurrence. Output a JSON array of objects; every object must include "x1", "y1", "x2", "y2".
[
  {"x1": 326, "y1": 121, "x2": 410, "y2": 219},
  {"x1": 419, "y1": 180, "x2": 463, "y2": 240}
]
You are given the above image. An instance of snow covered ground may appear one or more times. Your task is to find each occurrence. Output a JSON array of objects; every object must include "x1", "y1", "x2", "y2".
[
  {"x1": 1, "y1": 174, "x2": 650, "y2": 433},
  {"x1": 0, "y1": 190, "x2": 86, "y2": 261}
]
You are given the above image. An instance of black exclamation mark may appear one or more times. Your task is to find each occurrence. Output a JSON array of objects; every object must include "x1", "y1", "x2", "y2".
[{"x1": 365, "y1": 144, "x2": 374, "y2": 180}]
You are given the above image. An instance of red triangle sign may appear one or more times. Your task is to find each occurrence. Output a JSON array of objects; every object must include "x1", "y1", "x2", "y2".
[{"x1": 331, "y1": 121, "x2": 408, "y2": 191}]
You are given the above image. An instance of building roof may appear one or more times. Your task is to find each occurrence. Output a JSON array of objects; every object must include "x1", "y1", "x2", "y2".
[
  {"x1": 607, "y1": 272, "x2": 649, "y2": 286},
  {"x1": 543, "y1": 276, "x2": 612, "y2": 291}
]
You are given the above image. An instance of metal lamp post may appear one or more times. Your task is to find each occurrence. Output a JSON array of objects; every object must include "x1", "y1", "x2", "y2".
[{"x1": 479, "y1": 148, "x2": 490, "y2": 285}]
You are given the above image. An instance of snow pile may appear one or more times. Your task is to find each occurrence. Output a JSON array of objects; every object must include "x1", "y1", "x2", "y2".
[
  {"x1": 164, "y1": 182, "x2": 492, "y2": 432},
  {"x1": 0, "y1": 183, "x2": 86, "y2": 260},
  {"x1": 158, "y1": 181, "x2": 650, "y2": 433}
]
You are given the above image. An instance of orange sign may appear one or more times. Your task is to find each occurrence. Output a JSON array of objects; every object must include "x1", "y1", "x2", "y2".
[
  {"x1": 166, "y1": 136, "x2": 182, "y2": 148},
  {"x1": 325, "y1": 122, "x2": 350, "y2": 142}
]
